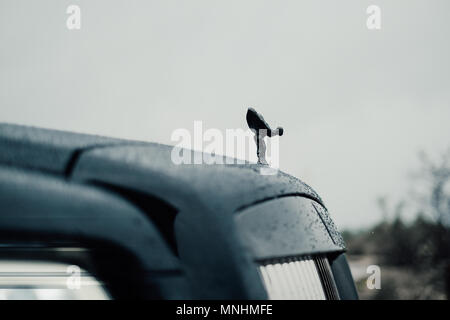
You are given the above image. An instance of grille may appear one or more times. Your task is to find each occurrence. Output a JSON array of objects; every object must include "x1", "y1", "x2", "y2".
[{"x1": 258, "y1": 255, "x2": 339, "y2": 300}]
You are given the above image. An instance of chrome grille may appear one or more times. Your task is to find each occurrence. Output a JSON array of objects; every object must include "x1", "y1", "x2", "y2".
[
  {"x1": 315, "y1": 256, "x2": 340, "y2": 300},
  {"x1": 258, "y1": 255, "x2": 339, "y2": 300}
]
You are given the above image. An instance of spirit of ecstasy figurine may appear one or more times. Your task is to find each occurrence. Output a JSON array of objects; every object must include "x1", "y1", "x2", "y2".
[{"x1": 246, "y1": 107, "x2": 284, "y2": 165}]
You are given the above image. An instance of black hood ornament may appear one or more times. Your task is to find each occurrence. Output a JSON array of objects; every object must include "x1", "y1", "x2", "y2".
[{"x1": 246, "y1": 107, "x2": 284, "y2": 165}]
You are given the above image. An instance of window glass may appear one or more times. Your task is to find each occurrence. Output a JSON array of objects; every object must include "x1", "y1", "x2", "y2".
[{"x1": 0, "y1": 260, "x2": 110, "y2": 300}]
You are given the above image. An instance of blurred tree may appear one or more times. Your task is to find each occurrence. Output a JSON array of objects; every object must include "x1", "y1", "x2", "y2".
[
  {"x1": 344, "y1": 148, "x2": 450, "y2": 299},
  {"x1": 416, "y1": 149, "x2": 450, "y2": 296}
]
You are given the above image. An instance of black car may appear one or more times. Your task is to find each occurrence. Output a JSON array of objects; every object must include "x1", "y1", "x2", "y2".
[{"x1": 0, "y1": 123, "x2": 357, "y2": 300}]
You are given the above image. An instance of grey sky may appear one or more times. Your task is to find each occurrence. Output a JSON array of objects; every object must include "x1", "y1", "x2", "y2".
[{"x1": 1, "y1": 1, "x2": 449, "y2": 229}]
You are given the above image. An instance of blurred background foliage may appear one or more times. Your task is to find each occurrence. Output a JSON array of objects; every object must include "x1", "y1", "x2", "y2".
[{"x1": 343, "y1": 148, "x2": 450, "y2": 299}]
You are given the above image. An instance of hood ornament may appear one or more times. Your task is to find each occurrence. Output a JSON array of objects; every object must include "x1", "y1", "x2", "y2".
[{"x1": 246, "y1": 107, "x2": 284, "y2": 165}]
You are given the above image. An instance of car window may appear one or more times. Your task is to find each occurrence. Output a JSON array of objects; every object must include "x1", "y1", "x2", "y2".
[{"x1": 0, "y1": 260, "x2": 110, "y2": 300}]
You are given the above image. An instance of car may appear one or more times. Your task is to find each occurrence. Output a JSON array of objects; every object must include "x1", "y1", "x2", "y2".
[{"x1": 0, "y1": 123, "x2": 358, "y2": 300}]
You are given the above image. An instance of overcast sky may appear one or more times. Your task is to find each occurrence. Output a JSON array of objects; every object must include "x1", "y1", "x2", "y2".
[{"x1": 1, "y1": 1, "x2": 449, "y2": 229}]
